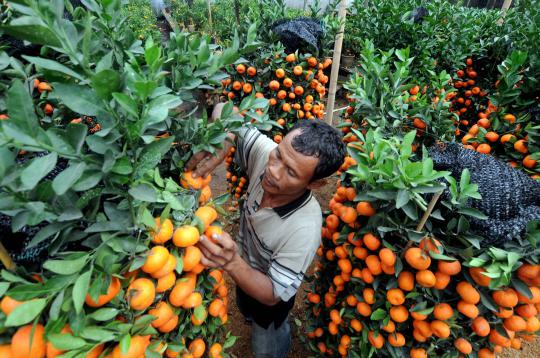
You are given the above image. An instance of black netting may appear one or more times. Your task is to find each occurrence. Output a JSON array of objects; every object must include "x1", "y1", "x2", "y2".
[
  {"x1": 429, "y1": 142, "x2": 540, "y2": 246},
  {"x1": 271, "y1": 17, "x2": 323, "y2": 54},
  {"x1": 410, "y1": 6, "x2": 429, "y2": 23}
]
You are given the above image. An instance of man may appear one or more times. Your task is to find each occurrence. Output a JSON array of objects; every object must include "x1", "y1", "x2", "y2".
[{"x1": 186, "y1": 103, "x2": 346, "y2": 357}]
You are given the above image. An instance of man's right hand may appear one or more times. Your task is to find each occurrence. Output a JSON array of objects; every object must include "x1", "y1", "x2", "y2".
[{"x1": 185, "y1": 148, "x2": 228, "y2": 179}]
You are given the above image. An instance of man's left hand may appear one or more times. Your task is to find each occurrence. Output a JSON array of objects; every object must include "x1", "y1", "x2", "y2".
[{"x1": 197, "y1": 231, "x2": 238, "y2": 271}]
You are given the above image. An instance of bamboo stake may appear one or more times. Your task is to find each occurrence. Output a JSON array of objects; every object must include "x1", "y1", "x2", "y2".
[
  {"x1": 416, "y1": 191, "x2": 443, "y2": 232},
  {"x1": 207, "y1": 0, "x2": 213, "y2": 31},
  {"x1": 0, "y1": 242, "x2": 15, "y2": 271},
  {"x1": 324, "y1": 0, "x2": 348, "y2": 126},
  {"x1": 497, "y1": 0, "x2": 512, "y2": 24}
]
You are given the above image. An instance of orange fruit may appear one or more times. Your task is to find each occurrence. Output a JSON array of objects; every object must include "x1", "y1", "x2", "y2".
[
  {"x1": 209, "y1": 343, "x2": 222, "y2": 358},
  {"x1": 379, "y1": 248, "x2": 396, "y2": 266},
  {"x1": 151, "y1": 254, "x2": 177, "y2": 279},
  {"x1": 413, "y1": 320, "x2": 432, "y2": 337},
  {"x1": 419, "y1": 237, "x2": 442, "y2": 254},
  {"x1": 173, "y1": 225, "x2": 200, "y2": 247},
  {"x1": 247, "y1": 66, "x2": 257, "y2": 77},
  {"x1": 275, "y1": 69, "x2": 285, "y2": 78},
  {"x1": 433, "y1": 303, "x2": 454, "y2": 321},
  {"x1": 434, "y1": 271, "x2": 450, "y2": 290},
  {"x1": 431, "y1": 320, "x2": 450, "y2": 338},
  {"x1": 477, "y1": 143, "x2": 491, "y2": 154},
  {"x1": 470, "y1": 267, "x2": 491, "y2": 287},
  {"x1": 126, "y1": 278, "x2": 155, "y2": 310},
  {"x1": 269, "y1": 80, "x2": 280, "y2": 90},
  {"x1": 183, "y1": 246, "x2": 202, "y2": 272},
  {"x1": 472, "y1": 316, "x2": 491, "y2": 336},
  {"x1": 356, "y1": 302, "x2": 372, "y2": 317},
  {"x1": 170, "y1": 280, "x2": 194, "y2": 307},
  {"x1": 142, "y1": 246, "x2": 170, "y2": 274},
  {"x1": 150, "y1": 217, "x2": 174, "y2": 244},
  {"x1": 85, "y1": 276, "x2": 121, "y2": 307},
  {"x1": 388, "y1": 332, "x2": 405, "y2": 347},
  {"x1": 478, "y1": 348, "x2": 495, "y2": 358},
  {"x1": 189, "y1": 338, "x2": 206, "y2": 358},
  {"x1": 236, "y1": 64, "x2": 246, "y2": 74},
  {"x1": 437, "y1": 260, "x2": 461, "y2": 275},
  {"x1": 387, "y1": 288, "x2": 405, "y2": 306},
  {"x1": 410, "y1": 348, "x2": 427, "y2": 358},
  {"x1": 0, "y1": 345, "x2": 11, "y2": 358},
  {"x1": 454, "y1": 338, "x2": 472, "y2": 354},
  {"x1": 416, "y1": 270, "x2": 436, "y2": 288},
  {"x1": 351, "y1": 319, "x2": 363, "y2": 332},
  {"x1": 398, "y1": 271, "x2": 415, "y2": 291},
  {"x1": 457, "y1": 300, "x2": 479, "y2": 319},
  {"x1": 363, "y1": 288, "x2": 375, "y2": 304},
  {"x1": 489, "y1": 327, "x2": 514, "y2": 347},
  {"x1": 405, "y1": 247, "x2": 431, "y2": 270},
  {"x1": 357, "y1": 202, "x2": 375, "y2": 216},
  {"x1": 180, "y1": 171, "x2": 206, "y2": 190},
  {"x1": 285, "y1": 54, "x2": 295, "y2": 63},
  {"x1": 523, "y1": 155, "x2": 537, "y2": 169},
  {"x1": 149, "y1": 301, "x2": 175, "y2": 328},
  {"x1": 485, "y1": 131, "x2": 499, "y2": 143},
  {"x1": 182, "y1": 292, "x2": 203, "y2": 309},
  {"x1": 493, "y1": 288, "x2": 519, "y2": 308},
  {"x1": 0, "y1": 296, "x2": 22, "y2": 315},
  {"x1": 515, "y1": 304, "x2": 538, "y2": 318},
  {"x1": 111, "y1": 335, "x2": 151, "y2": 358},
  {"x1": 156, "y1": 271, "x2": 176, "y2": 293},
  {"x1": 208, "y1": 299, "x2": 224, "y2": 317},
  {"x1": 363, "y1": 233, "x2": 380, "y2": 251},
  {"x1": 504, "y1": 315, "x2": 527, "y2": 332},
  {"x1": 194, "y1": 206, "x2": 218, "y2": 230},
  {"x1": 11, "y1": 324, "x2": 46, "y2": 358},
  {"x1": 504, "y1": 113, "x2": 516, "y2": 123},
  {"x1": 456, "y1": 281, "x2": 480, "y2": 304},
  {"x1": 158, "y1": 314, "x2": 179, "y2": 333},
  {"x1": 514, "y1": 139, "x2": 528, "y2": 154},
  {"x1": 367, "y1": 331, "x2": 384, "y2": 349},
  {"x1": 365, "y1": 255, "x2": 382, "y2": 275},
  {"x1": 390, "y1": 305, "x2": 409, "y2": 323}
]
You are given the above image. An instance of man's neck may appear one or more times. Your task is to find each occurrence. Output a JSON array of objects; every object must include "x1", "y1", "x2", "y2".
[{"x1": 260, "y1": 189, "x2": 307, "y2": 209}]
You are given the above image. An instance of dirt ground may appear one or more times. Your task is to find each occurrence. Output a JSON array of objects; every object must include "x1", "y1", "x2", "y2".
[{"x1": 209, "y1": 158, "x2": 539, "y2": 358}]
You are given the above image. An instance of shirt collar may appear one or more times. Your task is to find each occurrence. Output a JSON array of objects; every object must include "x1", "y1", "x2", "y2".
[{"x1": 272, "y1": 189, "x2": 312, "y2": 219}]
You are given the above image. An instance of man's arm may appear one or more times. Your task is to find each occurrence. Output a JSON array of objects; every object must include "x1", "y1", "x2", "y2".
[{"x1": 198, "y1": 233, "x2": 281, "y2": 306}]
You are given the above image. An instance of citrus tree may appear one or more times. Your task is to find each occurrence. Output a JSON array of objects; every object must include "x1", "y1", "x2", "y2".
[
  {"x1": 0, "y1": 0, "x2": 270, "y2": 357},
  {"x1": 303, "y1": 40, "x2": 540, "y2": 357}
]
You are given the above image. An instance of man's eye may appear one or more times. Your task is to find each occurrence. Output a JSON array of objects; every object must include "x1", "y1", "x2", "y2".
[{"x1": 288, "y1": 169, "x2": 296, "y2": 177}]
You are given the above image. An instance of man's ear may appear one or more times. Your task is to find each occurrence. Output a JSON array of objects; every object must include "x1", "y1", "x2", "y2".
[{"x1": 307, "y1": 178, "x2": 327, "y2": 190}]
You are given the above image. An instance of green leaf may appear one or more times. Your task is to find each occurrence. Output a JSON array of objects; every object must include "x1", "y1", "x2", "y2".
[
  {"x1": 52, "y1": 162, "x2": 87, "y2": 195},
  {"x1": 66, "y1": 124, "x2": 88, "y2": 154},
  {"x1": 0, "y1": 282, "x2": 9, "y2": 297},
  {"x1": 133, "y1": 137, "x2": 174, "y2": 179},
  {"x1": 7, "y1": 80, "x2": 38, "y2": 132},
  {"x1": 512, "y1": 279, "x2": 533, "y2": 299},
  {"x1": 51, "y1": 84, "x2": 105, "y2": 117},
  {"x1": 194, "y1": 305, "x2": 206, "y2": 321},
  {"x1": 120, "y1": 335, "x2": 131, "y2": 355},
  {"x1": 89, "y1": 308, "x2": 119, "y2": 321},
  {"x1": 22, "y1": 56, "x2": 84, "y2": 81},
  {"x1": 370, "y1": 308, "x2": 387, "y2": 320},
  {"x1": 113, "y1": 93, "x2": 139, "y2": 118},
  {"x1": 47, "y1": 333, "x2": 87, "y2": 350},
  {"x1": 20, "y1": 152, "x2": 58, "y2": 190},
  {"x1": 73, "y1": 270, "x2": 92, "y2": 314},
  {"x1": 0, "y1": 16, "x2": 62, "y2": 47},
  {"x1": 92, "y1": 69, "x2": 121, "y2": 100},
  {"x1": 395, "y1": 190, "x2": 409, "y2": 209},
  {"x1": 129, "y1": 184, "x2": 157, "y2": 202},
  {"x1": 5, "y1": 298, "x2": 47, "y2": 326},
  {"x1": 43, "y1": 254, "x2": 89, "y2": 275}
]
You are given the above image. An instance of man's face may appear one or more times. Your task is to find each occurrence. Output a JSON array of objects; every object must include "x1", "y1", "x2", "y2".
[{"x1": 262, "y1": 130, "x2": 319, "y2": 196}]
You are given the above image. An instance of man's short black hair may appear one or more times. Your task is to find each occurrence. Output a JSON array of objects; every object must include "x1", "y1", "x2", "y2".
[{"x1": 289, "y1": 120, "x2": 346, "y2": 181}]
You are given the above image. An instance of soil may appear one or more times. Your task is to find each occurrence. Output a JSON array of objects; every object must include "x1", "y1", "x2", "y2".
[{"x1": 209, "y1": 158, "x2": 540, "y2": 358}]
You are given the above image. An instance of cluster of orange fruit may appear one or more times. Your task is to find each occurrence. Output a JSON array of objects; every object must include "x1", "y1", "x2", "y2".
[
  {"x1": 221, "y1": 52, "x2": 332, "y2": 201},
  {"x1": 447, "y1": 58, "x2": 538, "y2": 180},
  {"x1": 222, "y1": 147, "x2": 248, "y2": 205},
  {"x1": 0, "y1": 174, "x2": 229, "y2": 358},
  {"x1": 304, "y1": 179, "x2": 540, "y2": 357}
]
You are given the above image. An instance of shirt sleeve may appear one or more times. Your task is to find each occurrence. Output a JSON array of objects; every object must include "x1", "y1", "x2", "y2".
[
  {"x1": 267, "y1": 225, "x2": 322, "y2": 302},
  {"x1": 234, "y1": 127, "x2": 275, "y2": 179}
]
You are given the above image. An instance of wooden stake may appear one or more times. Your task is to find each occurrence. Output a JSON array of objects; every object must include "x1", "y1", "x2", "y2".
[
  {"x1": 0, "y1": 242, "x2": 15, "y2": 271},
  {"x1": 324, "y1": 0, "x2": 348, "y2": 126},
  {"x1": 497, "y1": 0, "x2": 513, "y2": 24},
  {"x1": 207, "y1": 0, "x2": 213, "y2": 31},
  {"x1": 416, "y1": 191, "x2": 443, "y2": 232}
]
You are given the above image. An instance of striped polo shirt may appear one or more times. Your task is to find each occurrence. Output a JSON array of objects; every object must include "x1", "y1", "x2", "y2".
[{"x1": 235, "y1": 127, "x2": 322, "y2": 302}]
